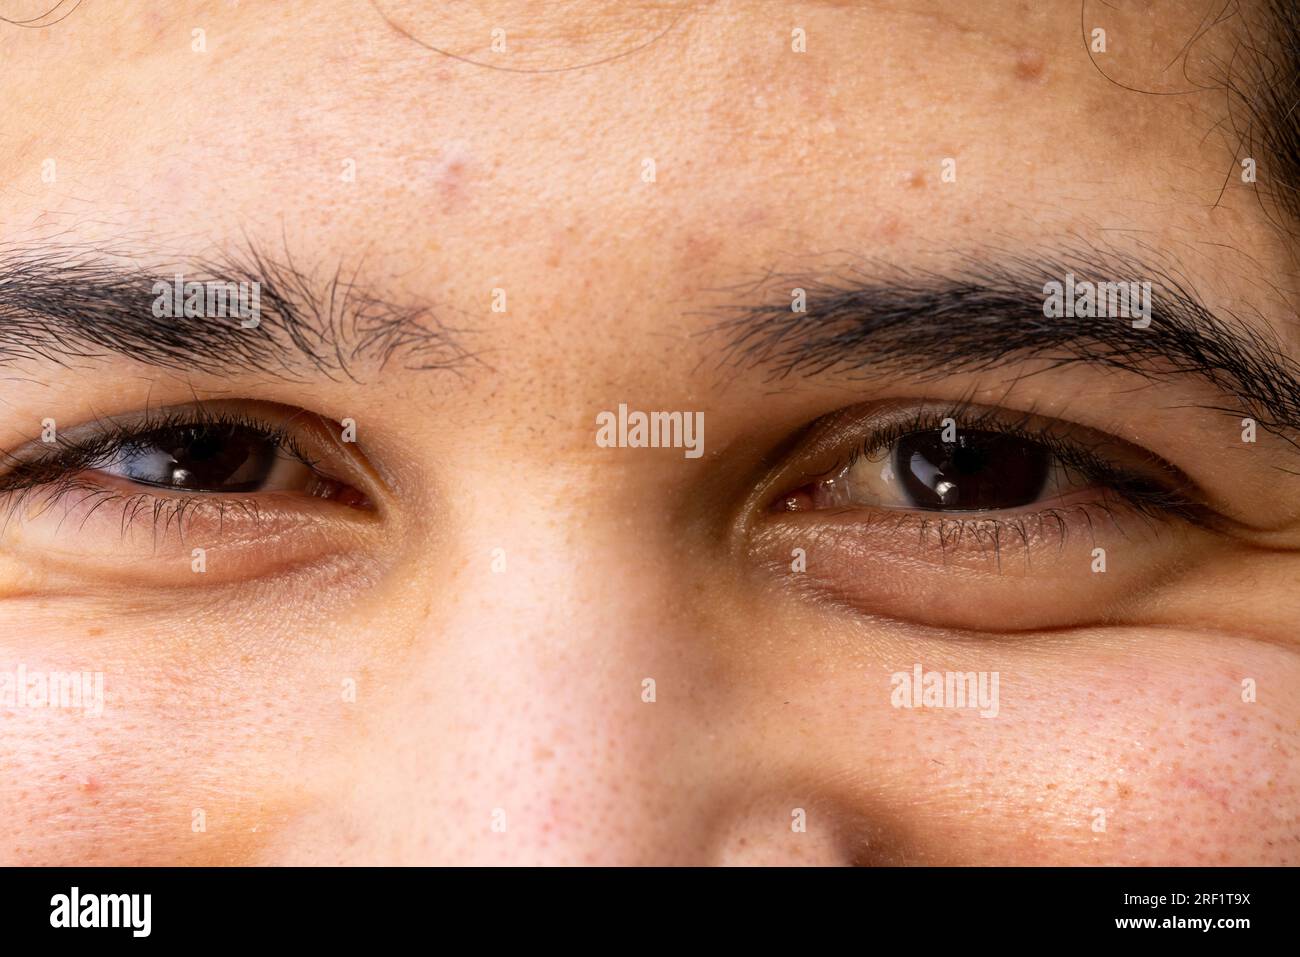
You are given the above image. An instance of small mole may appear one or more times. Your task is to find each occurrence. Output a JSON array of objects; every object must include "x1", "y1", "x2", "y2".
[
  {"x1": 1014, "y1": 49, "x2": 1047, "y2": 82},
  {"x1": 87, "y1": 627, "x2": 103, "y2": 637},
  {"x1": 906, "y1": 169, "x2": 925, "y2": 189},
  {"x1": 78, "y1": 776, "x2": 99, "y2": 793}
]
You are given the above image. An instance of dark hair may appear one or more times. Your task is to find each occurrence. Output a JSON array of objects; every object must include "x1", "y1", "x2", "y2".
[{"x1": 1238, "y1": 0, "x2": 1300, "y2": 234}]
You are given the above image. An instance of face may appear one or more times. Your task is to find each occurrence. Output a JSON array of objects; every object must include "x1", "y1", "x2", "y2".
[{"x1": 0, "y1": 0, "x2": 1296, "y2": 866}]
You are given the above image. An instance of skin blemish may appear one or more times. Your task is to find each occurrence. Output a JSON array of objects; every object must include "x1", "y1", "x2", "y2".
[
  {"x1": 1013, "y1": 49, "x2": 1047, "y2": 82},
  {"x1": 439, "y1": 159, "x2": 468, "y2": 209},
  {"x1": 680, "y1": 232, "x2": 724, "y2": 274},
  {"x1": 418, "y1": 140, "x2": 476, "y2": 213},
  {"x1": 879, "y1": 213, "x2": 906, "y2": 240}
]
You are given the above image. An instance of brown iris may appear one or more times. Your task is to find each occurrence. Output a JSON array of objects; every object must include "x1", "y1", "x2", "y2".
[
  {"x1": 893, "y1": 429, "x2": 1051, "y2": 511},
  {"x1": 112, "y1": 424, "x2": 279, "y2": 492}
]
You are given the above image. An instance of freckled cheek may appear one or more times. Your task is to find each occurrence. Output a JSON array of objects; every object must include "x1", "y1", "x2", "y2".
[
  {"x1": 1114, "y1": 697, "x2": 1298, "y2": 865},
  {"x1": 779, "y1": 642, "x2": 1297, "y2": 865},
  {"x1": 0, "y1": 676, "x2": 336, "y2": 865},
  {"x1": 0, "y1": 714, "x2": 185, "y2": 865},
  {"x1": 1001, "y1": 662, "x2": 1299, "y2": 865}
]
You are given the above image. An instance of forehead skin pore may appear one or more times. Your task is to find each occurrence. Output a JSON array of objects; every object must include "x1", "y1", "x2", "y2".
[{"x1": 0, "y1": 0, "x2": 1295, "y2": 866}]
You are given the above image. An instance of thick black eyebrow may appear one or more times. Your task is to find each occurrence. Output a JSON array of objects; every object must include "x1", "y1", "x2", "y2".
[
  {"x1": 711, "y1": 248, "x2": 1300, "y2": 441},
  {"x1": 0, "y1": 242, "x2": 475, "y2": 381}
]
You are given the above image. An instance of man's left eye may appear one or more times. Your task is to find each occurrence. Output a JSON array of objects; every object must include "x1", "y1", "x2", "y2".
[
  {"x1": 788, "y1": 427, "x2": 1065, "y2": 513},
  {"x1": 766, "y1": 403, "x2": 1201, "y2": 527}
]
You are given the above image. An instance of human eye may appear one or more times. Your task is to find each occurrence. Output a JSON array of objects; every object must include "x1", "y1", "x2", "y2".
[
  {"x1": 748, "y1": 400, "x2": 1222, "y2": 631},
  {"x1": 0, "y1": 401, "x2": 380, "y2": 584},
  {"x1": 774, "y1": 402, "x2": 1201, "y2": 520}
]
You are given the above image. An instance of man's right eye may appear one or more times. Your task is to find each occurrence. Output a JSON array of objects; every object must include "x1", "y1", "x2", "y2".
[{"x1": 102, "y1": 421, "x2": 306, "y2": 493}]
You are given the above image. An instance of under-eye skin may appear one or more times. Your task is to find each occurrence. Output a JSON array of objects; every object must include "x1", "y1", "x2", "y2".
[{"x1": 0, "y1": 401, "x2": 379, "y2": 583}]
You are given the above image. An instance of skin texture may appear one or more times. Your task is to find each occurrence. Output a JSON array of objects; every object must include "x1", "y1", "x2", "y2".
[{"x1": 0, "y1": 0, "x2": 1296, "y2": 865}]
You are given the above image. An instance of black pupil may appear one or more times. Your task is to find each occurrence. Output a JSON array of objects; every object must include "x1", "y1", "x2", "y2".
[
  {"x1": 893, "y1": 429, "x2": 1050, "y2": 511},
  {"x1": 116, "y1": 424, "x2": 276, "y2": 492}
]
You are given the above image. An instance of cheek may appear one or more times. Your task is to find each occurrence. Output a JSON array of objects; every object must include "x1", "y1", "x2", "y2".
[
  {"x1": 737, "y1": 601, "x2": 1298, "y2": 864},
  {"x1": 0, "y1": 693, "x2": 305, "y2": 865},
  {"x1": 0, "y1": 638, "x2": 360, "y2": 865},
  {"x1": 0, "y1": 559, "x2": 390, "y2": 864},
  {"x1": 898, "y1": 638, "x2": 1300, "y2": 865},
  {"x1": 2, "y1": 711, "x2": 205, "y2": 865},
  {"x1": 1052, "y1": 657, "x2": 1299, "y2": 865}
]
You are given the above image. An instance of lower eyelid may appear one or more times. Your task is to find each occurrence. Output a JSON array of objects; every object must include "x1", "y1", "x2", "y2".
[
  {"x1": 758, "y1": 458, "x2": 1207, "y2": 573},
  {"x1": 0, "y1": 478, "x2": 379, "y2": 588},
  {"x1": 748, "y1": 504, "x2": 1205, "y2": 631}
]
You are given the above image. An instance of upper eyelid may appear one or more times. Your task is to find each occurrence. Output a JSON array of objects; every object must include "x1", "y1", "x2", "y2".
[
  {"x1": 811, "y1": 402, "x2": 1136, "y2": 478},
  {"x1": 781, "y1": 401, "x2": 1206, "y2": 518}
]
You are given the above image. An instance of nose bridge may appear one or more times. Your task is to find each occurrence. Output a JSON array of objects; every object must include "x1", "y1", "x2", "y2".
[
  {"x1": 342, "y1": 474, "x2": 717, "y2": 863},
  {"x1": 318, "y1": 452, "x2": 867, "y2": 865},
  {"x1": 253, "y1": 456, "x2": 870, "y2": 865}
]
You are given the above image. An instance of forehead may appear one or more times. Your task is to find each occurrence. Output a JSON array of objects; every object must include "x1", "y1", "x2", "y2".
[{"x1": 0, "y1": 1, "x2": 1278, "y2": 313}]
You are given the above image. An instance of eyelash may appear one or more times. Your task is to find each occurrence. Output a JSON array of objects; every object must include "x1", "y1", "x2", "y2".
[
  {"x1": 798, "y1": 402, "x2": 1210, "y2": 528},
  {"x1": 0, "y1": 408, "x2": 326, "y2": 539},
  {"x1": 0, "y1": 401, "x2": 1212, "y2": 552}
]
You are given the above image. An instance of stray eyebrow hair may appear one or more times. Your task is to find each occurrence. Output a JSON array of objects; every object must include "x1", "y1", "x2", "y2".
[
  {"x1": 711, "y1": 248, "x2": 1300, "y2": 441},
  {"x1": 0, "y1": 242, "x2": 475, "y2": 381},
  {"x1": 1239, "y1": 0, "x2": 1300, "y2": 229}
]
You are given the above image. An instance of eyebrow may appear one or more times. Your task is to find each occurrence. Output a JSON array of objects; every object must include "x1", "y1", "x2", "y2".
[
  {"x1": 710, "y1": 248, "x2": 1300, "y2": 441},
  {"x1": 0, "y1": 242, "x2": 475, "y2": 381}
]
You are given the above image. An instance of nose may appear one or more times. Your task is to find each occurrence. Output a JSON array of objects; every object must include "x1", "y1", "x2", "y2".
[{"x1": 303, "y1": 464, "x2": 865, "y2": 865}]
